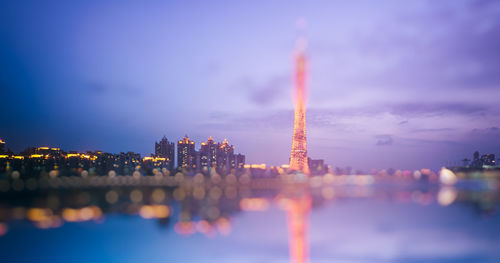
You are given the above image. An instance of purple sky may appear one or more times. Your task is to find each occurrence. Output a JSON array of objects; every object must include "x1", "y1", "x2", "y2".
[{"x1": 1, "y1": 0, "x2": 500, "y2": 170}]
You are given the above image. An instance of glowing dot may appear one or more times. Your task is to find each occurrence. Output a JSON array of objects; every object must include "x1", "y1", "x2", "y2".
[
  {"x1": 215, "y1": 217, "x2": 231, "y2": 236},
  {"x1": 211, "y1": 173, "x2": 221, "y2": 184},
  {"x1": 173, "y1": 188, "x2": 185, "y2": 201},
  {"x1": 62, "y1": 208, "x2": 78, "y2": 222},
  {"x1": 106, "y1": 190, "x2": 119, "y2": 204},
  {"x1": 239, "y1": 174, "x2": 250, "y2": 184},
  {"x1": 108, "y1": 170, "x2": 116, "y2": 177},
  {"x1": 130, "y1": 189, "x2": 143, "y2": 203},
  {"x1": 413, "y1": 170, "x2": 422, "y2": 180},
  {"x1": 323, "y1": 173, "x2": 335, "y2": 184},
  {"x1": 0, "y1": 223, "x2": 8, "y2": 236},
  {"x1": 322, "y1": 187, "x2": 335, "y2": 199},
  {"x1": 224, "y1": 186, "x2": 237, "y2": 199},
  {"x1": 174, "y1": 173, "x2": 184, "y2": 183},
  {"x1": 79, "y1": 207, "x2": 94, "y2": 221},
  {"x1": 193, "y1": 173, "x2": 204, "y2": 184},
  {"x1": 438, "y1": 187, "x2": 457, "y2": 206},
  {"x1": 209, "y1": 186, "x2": 222, "y2": 200},
  {"x1": 11, "y1": 171, "x2": 20, "y2": 179},
  {"x1": 225, "y1": 174, "x2": 237, "y2": 185},
  {"x1": 193, "y1": 187, "x2": 205, "y2": 200},
  {"x1": 207, "y1": 206, "x2": 220, "y2": 220},
  {"x1": 440, "y1": 167, "x2": 458, "y2": 185},
  {"x1": 139, "y1": 205, "x2": 155, "y2": 219},
  {"x1": 153, "y1": 205, "x2": 169, "y2": 218},
  {"x1": 49, "y1": 170, "x2": 59, "y2": 178},
  {"x1": 151, "y1": 188, "x2": 166, "y2": 203}
]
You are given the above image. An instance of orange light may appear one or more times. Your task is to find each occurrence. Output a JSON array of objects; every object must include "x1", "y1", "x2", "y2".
[
  {"x1": 240, "y1": 198, "x2": 270, "y2": 211},
  {"x1": 286, "y1": 196, "x2": 311, "y2": 263}
]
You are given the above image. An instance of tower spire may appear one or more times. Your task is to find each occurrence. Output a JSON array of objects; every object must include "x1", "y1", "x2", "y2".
[{"x1": 289, "y1": 19, "x2": 310, "y2": 175}]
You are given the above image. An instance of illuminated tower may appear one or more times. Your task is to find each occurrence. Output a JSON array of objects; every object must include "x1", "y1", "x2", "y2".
[{"x1": 289, "y1": 36, "x2": 310, "y2": 175}]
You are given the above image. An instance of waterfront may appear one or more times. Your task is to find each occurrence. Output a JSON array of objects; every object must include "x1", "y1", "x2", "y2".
[{"x1": 1, "y1": 171, "x2": 499, "y2": 263}]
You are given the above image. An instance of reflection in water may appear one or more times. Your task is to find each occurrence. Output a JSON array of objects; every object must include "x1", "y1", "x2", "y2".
[
  {"x1": 0, "y1": 170, "x2": 499, "y2": 262},
  {"x1": 286, "y1": 195, "x2": 311, "y2": 263}
]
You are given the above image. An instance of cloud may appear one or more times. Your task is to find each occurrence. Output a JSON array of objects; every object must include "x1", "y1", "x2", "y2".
[
  {"x1": 375, "y1": 134, "x2": 393, "y2": 146},
  {"x1": 388, "y1": 103, "x2": 489, "y2": 117},
  {"x1": 411, "y1": 128, "x2": 455, "y2": 133},
  {"x1": 470, "y1": 126, "x2": 500, "y2": 135},
  {"x1": 239, "y1": 75, "x2": 289, "y2": 106},
  {"x1": 398, "y1": 120, "x2": 409, "y2": 125}
]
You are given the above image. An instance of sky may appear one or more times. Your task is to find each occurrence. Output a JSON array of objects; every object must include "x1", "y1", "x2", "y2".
[{"x1": 1, "y1": 0, "x2": 500, "y2": 170}]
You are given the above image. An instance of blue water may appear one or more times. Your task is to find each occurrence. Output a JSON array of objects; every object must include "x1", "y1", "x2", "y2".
[{"x1": 1, "y1": 199, "x2": 499, "y2": 263}]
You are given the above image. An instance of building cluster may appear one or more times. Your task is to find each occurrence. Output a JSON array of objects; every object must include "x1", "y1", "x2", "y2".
[
  {"x1": 462, "y1": 151, "x2": 497, "y2": 168},
  {"x1": 0, "y1": 136, "x2": 246, "y2": 176},
  {"x1": 155, "y1": 135, "x2": 245, "y2": 174}
]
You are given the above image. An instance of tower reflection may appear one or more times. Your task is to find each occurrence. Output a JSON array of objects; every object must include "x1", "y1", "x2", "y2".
[{"x1": 286, "y1": 195, "x2": 311, "y2": 263}]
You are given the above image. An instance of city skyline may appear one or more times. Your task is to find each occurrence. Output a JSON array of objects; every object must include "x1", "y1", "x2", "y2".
[
  {"x1": 2, "y1": 1, "x2": 500, "y2": 170},
  {"x1": 1, "y1": 2, "x2": 500, "y2": 262}
]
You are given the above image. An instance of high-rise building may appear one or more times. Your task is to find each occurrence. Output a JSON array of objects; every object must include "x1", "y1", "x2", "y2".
[
  {"x1": 155, "y1": 136, "x2": 175, "y2": 171},
  {"x1": 216, "y1": 139, "x2": 234, "y2": 171},
  {"x1": 177, "y1": 135, "x2": 196, "y2": 170},
  {"x1": 472, "y1": 151, "x2": 481, "y2": 167},
  {"x1": 234, "y1": 153, "x2": 245, "y2": 170},
  {"x1": 199, "y1": 136, "x2": 218, "y2": 169},
  {"x1": 0, "y1": 139, "x2": 5, "y2": 154}
]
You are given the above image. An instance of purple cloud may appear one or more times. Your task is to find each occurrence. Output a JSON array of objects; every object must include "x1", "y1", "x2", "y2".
[
  {"x1": 239, "y1": 75, "x2": 290, "y2": 106},
  {"x1": 376, "y1": 135, "x2": 394, "y2": 146}
]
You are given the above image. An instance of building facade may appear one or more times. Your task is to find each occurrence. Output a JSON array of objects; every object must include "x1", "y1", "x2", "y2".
[
  {"x1": 155, "y1": 136, "x2": 175, "y2": 171},
  {"x1": 177, "y1": 135, "x2": 196, "y2": 170},
  {"x1": 199, "y1": 136, "x2": 218, "y2": 170}
]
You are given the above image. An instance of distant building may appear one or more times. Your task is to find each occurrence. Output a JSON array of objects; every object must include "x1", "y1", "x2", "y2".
[
  {"x1": 234, "y1": 153, "x2": 245, "y2": 170},
  {"x1": 197, "y1": 137, "x2": 246, "y2": 173},
  {"x1": 308, "y1": 158, "x2": 327, "y2": 175},
  {"x1": 177, "y1": 135, "x2": 196, "y2": 170},
  {"x1": 481, "y1": 154, "x2": 496, "y2": 166},
  {"x1": 155, "y1": 136, "x2": 175, "y2": 171},
  {"x1": 472, "y1": 151, "x2": 482, "y2": 168},
  {"x1": 199, "y1": 136, "x2": 218, "y2": 170},
  {"x1": 36, "y1": 147, "x2": 62, "y2": 157},
  {"x1": 0, "y1": 139, "x2": 5, "y2": 154},
  {"x1": 469, "y1": 151, "x2": 496, "y2": 168},
  {"x1": 216, "y1": 139, "x2": 234, "y2": 172}
]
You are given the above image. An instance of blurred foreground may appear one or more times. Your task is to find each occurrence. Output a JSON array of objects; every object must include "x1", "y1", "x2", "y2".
[{"x1": 1, "y1": 170, "x2": 500, "y2": 263}]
